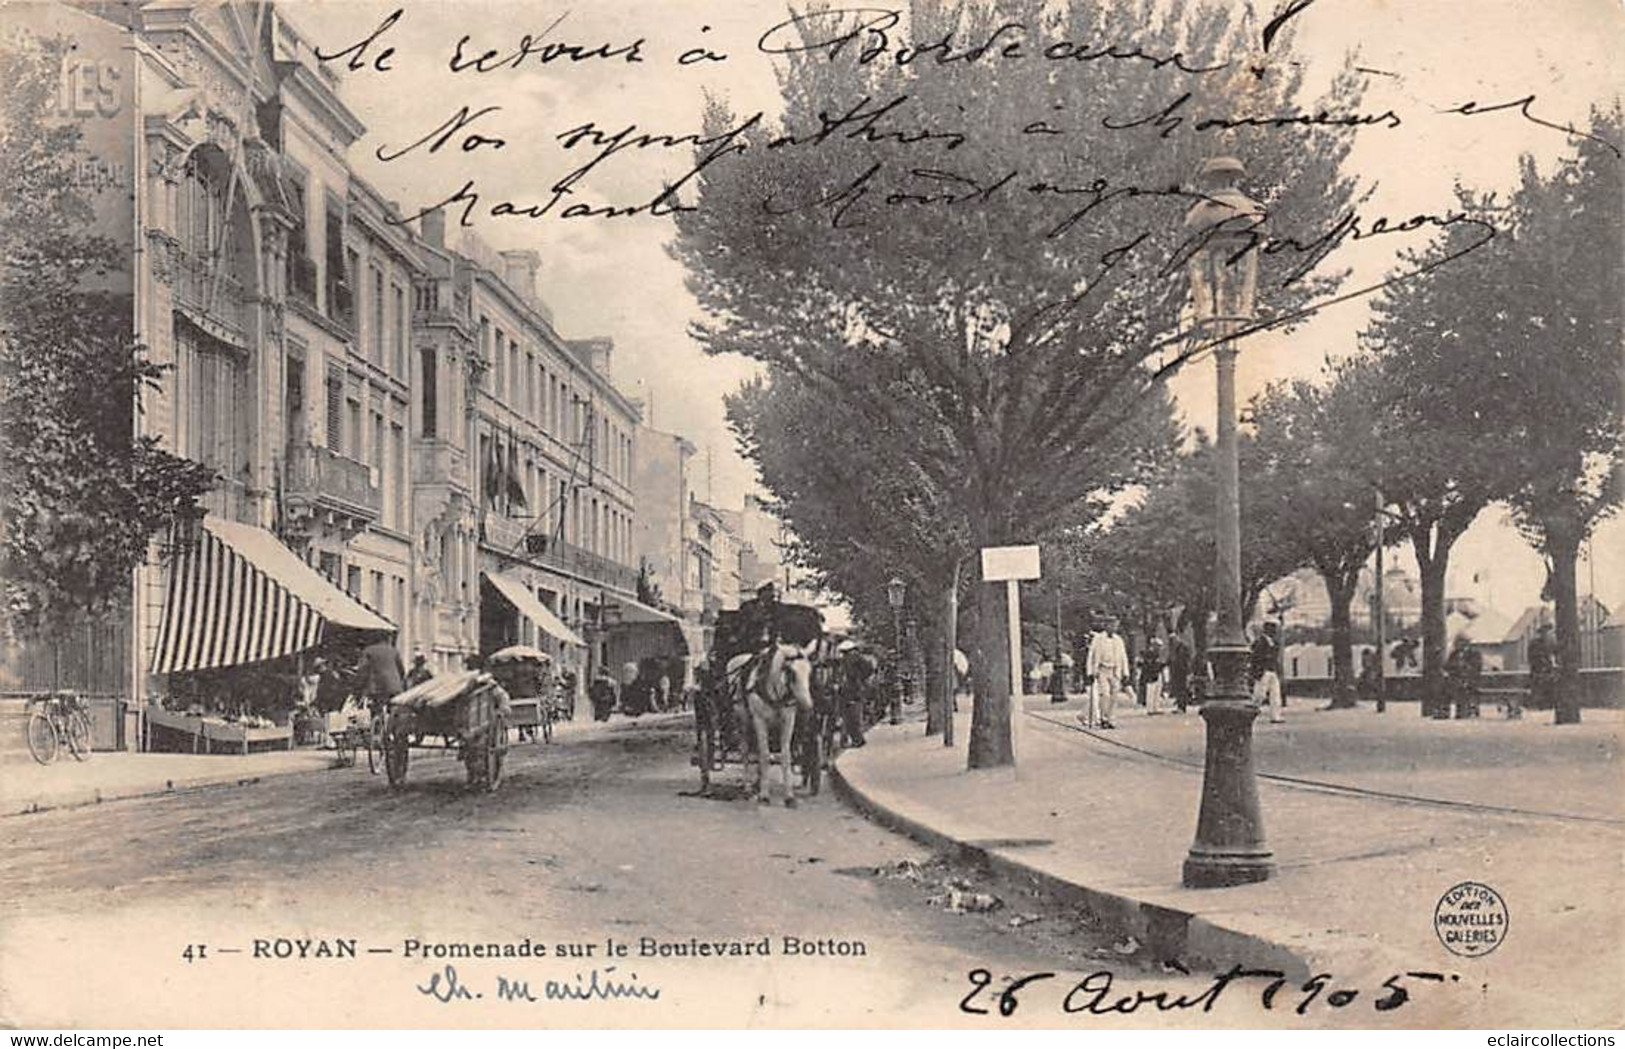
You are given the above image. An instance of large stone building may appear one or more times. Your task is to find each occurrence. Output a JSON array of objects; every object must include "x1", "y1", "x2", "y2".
[{"x1": 1, "y1": 0, "x2": 655, "y2": 742}]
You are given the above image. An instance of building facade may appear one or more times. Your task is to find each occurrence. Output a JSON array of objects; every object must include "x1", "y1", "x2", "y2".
[{"x1": 2, "y1": 1, "x2": 659, "y2": 740}]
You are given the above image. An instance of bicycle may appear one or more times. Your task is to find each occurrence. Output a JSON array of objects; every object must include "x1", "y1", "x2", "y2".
[{"x1": 25, "y1": 692, "x2": 94, "y2": 765}]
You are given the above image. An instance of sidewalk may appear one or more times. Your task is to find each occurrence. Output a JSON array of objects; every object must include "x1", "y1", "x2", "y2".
[
  {"x1": 834, "y1": 695, "x2": 1624, "y2": 1028},
  {"x1": 0, "y1": 747, "x2": 341, "y2": 816}
]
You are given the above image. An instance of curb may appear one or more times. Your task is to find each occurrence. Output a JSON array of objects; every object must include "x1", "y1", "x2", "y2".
[
  {"x1": 830, "y1": 753, "x2": 1316, "y2": 980},
  {"x1": 3, "y1": 760, "x2": 341, "y2": 819}
]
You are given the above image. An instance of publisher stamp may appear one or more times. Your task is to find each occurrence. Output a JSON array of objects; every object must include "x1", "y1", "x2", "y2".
[{"x1": 1434, "y1": 882, "x2": 1509, "y2": 958}]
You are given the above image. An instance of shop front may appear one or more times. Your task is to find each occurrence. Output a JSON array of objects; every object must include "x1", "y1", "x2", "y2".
[
  {"x1": 603, "y1": 596, "x2": 708, "y2": 713},
  {"x1": 145, "y1": 515, "x2": 396, "y2": 753}
]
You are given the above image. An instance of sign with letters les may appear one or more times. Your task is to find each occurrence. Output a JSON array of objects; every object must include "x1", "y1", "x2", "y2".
[{"x1": 981, "y1": 545, "x2": 1041, "y2": 582}]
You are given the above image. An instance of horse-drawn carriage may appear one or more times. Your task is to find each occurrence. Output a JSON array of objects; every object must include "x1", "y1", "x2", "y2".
[
  {"x1": 368, "y1": 670, "x2": 511, "y2": 792},
  {"x1": 694, "y1": 597, "x2": 841, "y2": 804}
]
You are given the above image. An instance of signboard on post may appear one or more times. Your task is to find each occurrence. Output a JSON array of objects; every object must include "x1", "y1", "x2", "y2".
[
  {"x1": 982, "y1": 545, "x2": 1041, "y2": 764},
  {"x1": 981, "y1": 545, "x2": 1041, "y2": 583}
]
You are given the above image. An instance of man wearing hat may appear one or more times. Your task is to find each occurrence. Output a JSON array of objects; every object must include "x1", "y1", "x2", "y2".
[
  {"x1": 404, "y1": 651, "x2": 434, "y2": 689},
  {"x1": 1523, "y1": 622, "x2": 1558, "y2": 721}
]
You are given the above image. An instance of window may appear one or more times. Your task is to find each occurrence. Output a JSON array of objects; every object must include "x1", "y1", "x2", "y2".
[
  {"x1": 371, "y1": 570, "x2": 385, "y2": 610},
  {"x1": 320, "y1": 552, "x2": 342, "y2": 585},
  {"x1": 326, "y1": 369, "x2": 344, "y2": 454},
  {"x1": 372, "y1": 411, "x2": 384, "y2": 470},
  {"x1": 393, "y1": 423, "x2": 407, "y2": 528},
  {"x1": 372, "y1": 266, "x2": 386, "y2": 363},
  {"x1": 347, "y1": 565, "x2": 362, "y2": 599},
  {"x1": 420, "y1": 347, "x2": 437, "y2": 438},
  {"x1": 393, "y1": 284, "x2": 407, "y2": 377},
  {"x1": 479, "y1": 316, "x2": 491, "y2": 390},
  {"x1": 493, "y1": 329, "x2": 505, "y2": 400},
  {"x1": 188, "y1": 331, "x2": 248, "y2": 489},
  {"x1": 527, "y1": 353, "x2": 537, "y2": 419},
  {"x1": 348, "y1": 399, "x2": 362, "y2": 462}
]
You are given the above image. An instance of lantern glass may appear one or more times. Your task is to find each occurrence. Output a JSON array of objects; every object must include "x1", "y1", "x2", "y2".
[{"x1": 886, "y1": 577, "x2": 907, "y2": 609}]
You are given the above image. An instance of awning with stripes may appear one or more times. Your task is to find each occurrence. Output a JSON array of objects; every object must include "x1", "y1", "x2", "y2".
[{"x1": 151, "y1": 516, "x2": 395, "y2": 674}]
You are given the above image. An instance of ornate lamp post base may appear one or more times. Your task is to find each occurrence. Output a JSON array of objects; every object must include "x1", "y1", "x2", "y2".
[{"x1": 1183, "y1": 644, "x2": 1274, "y2": 888}]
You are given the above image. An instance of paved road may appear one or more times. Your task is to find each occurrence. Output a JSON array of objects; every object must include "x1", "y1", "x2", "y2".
[{"x1": 0, "y1": 714, "x2": 1338, "y2": 1029}]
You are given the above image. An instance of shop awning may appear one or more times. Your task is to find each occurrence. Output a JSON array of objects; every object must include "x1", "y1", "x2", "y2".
[
  {"x1": 151, "y1": 516, "x2": 395, "y2": 674},
  {"x1": 483, "y1": 572, "x2": 586, "y2": 647},
  {"x1": 603, "y1": 597, "x2": 707, "y2": 659}
]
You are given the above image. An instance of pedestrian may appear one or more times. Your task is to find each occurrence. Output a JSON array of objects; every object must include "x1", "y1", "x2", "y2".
[
  {"x1": 1081, "y1": 616, "x2": 1130, "y2": 730},
  {"x1": 404, "y1": 651, "x2": 434, "y2": 689},
  {"x1": 1141, "y1": 636, "x2": 1168, "y2": 715},
  {"x1": 590, "y1": 666, "x2": 619, "y2": 722},
  {"x1": 358, "y1": 637, "x2": 406, "y2": 716},
  {"x1": 837, "y1": 643, "x2": 874, "y2": 748},
  {"x1": 1250, "y1": 622, "x2": 1284, "y2": 723},
  {"x1": 1523, "y1": 622, "x2": 1558, "y2": 720},
  {"x1": 1168, "y1": 633, "x2": 1192, "y2": 713},
  {"x1": 1392, "y1": 636, "x2": 1419, "y2": 672},
  {"x1": 1446, "y1": 635, "x2": 1483, "y2": 719},
  {"x1": 1355, "y1": 648, "x2": 1380, "y2": 706}
]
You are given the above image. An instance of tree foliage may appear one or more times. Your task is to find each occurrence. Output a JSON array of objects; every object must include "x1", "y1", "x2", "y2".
[
  {"x1": 0, "y1": 34, "x2": 216, "y2": 636},
  {"x1": 1367, "y1": 106, "x2": 1622, "y2": 722},
  {"x1": 675, "y1": 0, "x2": 1366, "y2": 766}
]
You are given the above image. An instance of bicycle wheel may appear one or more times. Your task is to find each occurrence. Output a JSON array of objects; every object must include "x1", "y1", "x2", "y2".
[
  {"x1": 66, "y1": 709, "x2": 93, "y2": 761},
  {"x1": 26, "y1": 711, "x2": 59, "y2": 765}
]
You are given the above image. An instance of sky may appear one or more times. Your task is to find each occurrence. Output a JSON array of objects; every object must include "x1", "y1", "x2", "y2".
[{"x1": 289, "y1": 0, "x2": 1624, "y2": 617}]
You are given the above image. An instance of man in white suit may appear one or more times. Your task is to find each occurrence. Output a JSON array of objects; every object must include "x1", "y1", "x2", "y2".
[{"x1": 1082, "y1": 616, "x2": 1130, "y2": 730}]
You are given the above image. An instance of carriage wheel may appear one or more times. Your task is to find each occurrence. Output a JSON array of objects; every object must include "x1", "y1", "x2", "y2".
[
  {"x1": 384, "y1": 720, "x2": 410, "y2": 788},
  {"x1": 334, "y1": 735, "x2": 357, "y2": 768},
  {"x1": 66, "y1": 709, "x2": 94, "y2": 761},
  {"x1": 26, "y1": 711, "x2": 59, "y2": 766},
  {"x1": 367, "y1": 716, "x2": 386, "y2": 775}
]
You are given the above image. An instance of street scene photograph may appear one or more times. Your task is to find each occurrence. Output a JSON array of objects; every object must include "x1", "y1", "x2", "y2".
[{"x1": 0, "y1": 0, "x2": 1621, "y2": 1034}]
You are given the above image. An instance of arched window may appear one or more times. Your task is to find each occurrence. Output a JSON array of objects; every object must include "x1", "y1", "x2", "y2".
[{"x1": 176, "y1": 149, "x2": 255, "y2": 522}]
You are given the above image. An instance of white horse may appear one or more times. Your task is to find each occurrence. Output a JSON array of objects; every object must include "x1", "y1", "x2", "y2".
[{"x1": 727, "y1": 642, "x2": 815, "y2": 807}]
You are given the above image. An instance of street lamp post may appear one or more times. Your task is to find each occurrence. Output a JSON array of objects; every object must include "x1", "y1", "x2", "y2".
[
  {"x1": 886, "y1": 576, "x2": 907, "y2": 725},
  {"x1": 1181, "y1": 157, "x2": 1274, "y2": 889}
]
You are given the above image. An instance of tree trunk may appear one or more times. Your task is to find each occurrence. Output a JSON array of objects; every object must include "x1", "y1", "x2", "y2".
[
  {"x1": 1324, "y1": 570, "x2": 1357, "y2": 708},
  {"x1": 968, "y1": 573, "x2": 1013, "y2": 769},
  {"x1": 1415, "y1": 544, "x2": 1450, "y2": 718},
  {"x1": 922, "y1": 607, "x2": 946, "y2": 737},
  {"x1": 1548, "y1": 531, "x2": 1583, "y2": 725}
]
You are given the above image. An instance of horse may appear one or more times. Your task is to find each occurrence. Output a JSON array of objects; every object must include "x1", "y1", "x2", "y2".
[{"x1": 726, "y1": 642, "x2": 815, "y2": 807}]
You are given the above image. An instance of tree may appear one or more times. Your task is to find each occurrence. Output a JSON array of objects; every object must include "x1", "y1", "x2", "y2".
[
  {"x1": 1248, "y1": 360, "x2": 1386, "y2": 706},
  {"x1": 1067, "y1": 430, "x2": 1298, "y2": 659},
  {"x1": 0, "y1": 34, "x2": 215, "y2": 644},
  {"x1": 1363, "y1": 214, "x2": 1525, "y2": 715},
  {"x1": 675, "y1": 0, "x2": 1365, "y2": 766},
  {"x1": 1365, "y1": 108, "x2": 1623, "y2": 721}
]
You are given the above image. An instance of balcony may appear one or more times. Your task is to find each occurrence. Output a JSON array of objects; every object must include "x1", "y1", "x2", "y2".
[
  {"x1": 530, "y1": 535, "x2": 639, "y2": 593},
  {"x1": 172, "y1": 245, "x2": 252, "y2": 344},
  {"x1": 284, "y1": 443, "x2": 381, "y2": 528},
  {"x1": 412, "y1": 439, "x2": 469, "y2": 490}
]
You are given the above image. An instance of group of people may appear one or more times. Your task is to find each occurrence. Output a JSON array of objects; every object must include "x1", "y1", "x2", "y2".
[{"x1": 1072, "y1": 617, "x2": 1286, "y2": 729}]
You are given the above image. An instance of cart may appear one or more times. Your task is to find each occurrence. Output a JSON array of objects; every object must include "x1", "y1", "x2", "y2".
[
  {"x1": 487, "y1": 645, "x2": 555, "y2": 744},
  {"x1": 368, "y1": 670, "x2": 511, "y2": 792}
]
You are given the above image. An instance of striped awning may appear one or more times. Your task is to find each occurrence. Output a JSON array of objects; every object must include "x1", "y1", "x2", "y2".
[{"x1": 151, "y1": 516, "x2": 395, "y2": 674}]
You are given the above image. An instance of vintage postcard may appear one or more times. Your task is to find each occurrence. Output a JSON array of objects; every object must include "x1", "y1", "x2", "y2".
[{"x1": 1, "y1": 0, "x2": 1620, "y2": 1033}]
